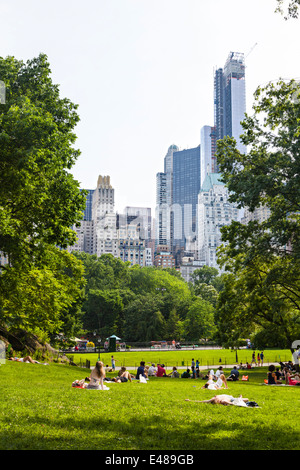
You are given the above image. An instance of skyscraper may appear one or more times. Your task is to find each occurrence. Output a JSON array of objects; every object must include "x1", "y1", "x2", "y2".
[
  {"x1": 155, "y1": 145, "x2": 179, "y2": 251},
  {"x1": 214, "y1": 51, "x2": 246, "y2": 166},
  {"x1": 155, "y1": 172, "x2": 167, "y2": 248},
  {"x1": 172, "y1": 145, "x2": 201, "y2": 257},
  {"x1": 92, "y1": 175, "x2": 119, "y2": 257},
  {"x1": 197, "y1": 173, "x2": 240, "y2": 269}
]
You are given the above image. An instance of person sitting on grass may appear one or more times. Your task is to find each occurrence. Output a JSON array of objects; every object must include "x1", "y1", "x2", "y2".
[
  {"x1": 136, "y1": 361, "x2": 147, "y2": 379},
  {"x1": 202, "y1": 373, "x2": 228, "y2": 390},
  {"x1": 148, "y1": 363, "x2": 157, "y2": 376},
  {"x1": 72, "y1": 361, "x2": 108, "y2": 390},
  {"x1": 185, "y1": 394, "x2": 250, "y2": 407},
  {"x1": 156, "y1": 363, "x2": 167, "y2": 377},
  {"x1": 285, "y1": 369, "x2": 300, "y2": 386},
  {"x1": 167, "y1": 366, "x2": 180, "y2": 378},
  {"x1": 181, "y1": 368, "x2": 191, "y2": 378},
  {"x1": 86, "y1": 361, "x2": 106, "y2": 390},
  {"x1": 227, "y1": 366, "x2": 239, "y2": 381},
  {"x1": 267, "y1": 365, "x2": 278, "y2": 385},
  {"x1": 112, "y1": 366, "x2": 133, "y2": 383}
]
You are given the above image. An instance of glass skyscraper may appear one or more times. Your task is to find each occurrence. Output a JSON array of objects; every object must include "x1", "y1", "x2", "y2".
[
  {"x1": 172, "y1": 145, "x2": 201, "y2": 255},
  {"x1": 214, "y1": 51, "x2": 246, "y2": 161}
]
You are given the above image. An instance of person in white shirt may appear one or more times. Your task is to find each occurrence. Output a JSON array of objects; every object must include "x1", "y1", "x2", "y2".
[
  {"x1": 202, "y1": 373, "x2": 228, "y2": 390},
  {"x1": 148, "y1": 363, "x2": 157, "y2": 376},
  {"x1": 215, "y1": 366, "x2": 224, "y2": 379}
]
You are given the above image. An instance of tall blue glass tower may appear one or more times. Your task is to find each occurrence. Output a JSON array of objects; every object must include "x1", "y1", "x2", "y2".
[{"x1": 172, "y1": 145, "x2": 201, "y2": 254}]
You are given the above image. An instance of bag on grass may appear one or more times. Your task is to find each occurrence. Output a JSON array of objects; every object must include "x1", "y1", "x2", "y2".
[{"x1": 139, "y1": 374, "x2": 147, "y2": 383}]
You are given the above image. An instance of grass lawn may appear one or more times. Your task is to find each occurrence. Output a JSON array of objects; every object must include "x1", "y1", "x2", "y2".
[
  {"x1": 71, "y1": 348, "x2": 294, "y2": 370},
  {"x1": 0, "y1": 357, "x2": 299, "y2": 451}
]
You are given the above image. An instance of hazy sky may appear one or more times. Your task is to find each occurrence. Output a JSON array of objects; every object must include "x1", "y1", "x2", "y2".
[{"x1": 1, "y1": 0, "x2": 300, "y2": 213}]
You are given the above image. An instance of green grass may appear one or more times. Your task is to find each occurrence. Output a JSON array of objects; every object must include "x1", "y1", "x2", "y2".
[
  {"x1": 72, "y1": 348, "x2": 293, "y2": 370},
  {"x1": 0, "y1": 357, "x2": 299, "y2": 450}
]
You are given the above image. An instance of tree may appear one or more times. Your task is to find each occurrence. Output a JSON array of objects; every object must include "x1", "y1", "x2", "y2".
[
  {"x1": 123, "y1": 294, "x2": 166, "y2": 342},
  {"x1": 217, "y1": 80, "x2": 300, "y2": 262},
  {"x1": 215, "y1": 79, "x2": 300, "y2": 352},
  {"x1": 83, "y1": 288, "x2": 125, "y2": 338},
  {"x1": 183, "y1": 297, "x2": 216, "y2": 342},
  {"x1": 0, "y1": 246, "x2": 86, "y2": 339},
  {"x1": 0, "y1": 54, "x2": 86, "y2": 339},
  {"x1": 129, "y1": 266, "x2": 192, "y2": 320},
  {"x1": 276, "y1": 0, "x2": 300, "y2": 18}
]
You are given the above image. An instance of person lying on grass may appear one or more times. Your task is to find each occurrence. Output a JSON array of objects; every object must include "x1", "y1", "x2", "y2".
[
  {"x1": 9, "y1": 355, "x2": 49, "y2": 365},
  {"x1": 202, "y1": 373, "x2": 228, "y2": 390},
  {"x1": 185, "y1": 394, "x2": 251, "y2": 407}
]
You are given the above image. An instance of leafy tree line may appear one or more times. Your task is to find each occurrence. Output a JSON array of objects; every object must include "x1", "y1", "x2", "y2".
[{"x1": 72, "y1": 253, "x2": 222, "y2": 344}]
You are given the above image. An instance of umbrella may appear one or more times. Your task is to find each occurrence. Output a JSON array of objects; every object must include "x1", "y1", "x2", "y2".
[{"x1": 106, "y1": 335, "x2": 121, "y2": 340}]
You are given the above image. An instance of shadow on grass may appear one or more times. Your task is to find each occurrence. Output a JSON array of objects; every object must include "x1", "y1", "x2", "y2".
[{"x1": 1, "y1": 404, "x2": 299, "y2": 450}]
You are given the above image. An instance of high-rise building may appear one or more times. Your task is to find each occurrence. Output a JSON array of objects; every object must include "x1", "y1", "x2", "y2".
[
  {"x1": 197, "y1": 173, "x2": 240, "y2": 270},
  {"x1": 214, "y1": 51, "x2": 246, "y2": 166},
  {"x1": 123, "y1": 206, "x2": 152, "y2": 241},
  {"x1": 68, "y1": 175, "x2": 152, "y2": 266},
  {"x1": 164, "y1": 144, "x2": 179, "y2": 250},
  {"x1": 92, "y1": 175, "x2": 119, "y2": 257},
  {"x1": 68, "y1": 189, "x2": 95, "y2": 255},
  {"x1": 172, "y1": 145, "x2": 201, "y2": 258},
  {"x1": 155, "y1": 171, "x2": 167, "y2": 248},
  {"x1": 82, "y1": 189, "x2": 94, "y2": 221}
]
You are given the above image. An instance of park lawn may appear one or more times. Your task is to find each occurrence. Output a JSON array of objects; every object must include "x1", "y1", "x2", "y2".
[
  {"x1": 0, "y1": 361, "x2": 299, "y2": 450},
  {"x1": 71, "y1": 348, "x2": 293, "y2": 370}
]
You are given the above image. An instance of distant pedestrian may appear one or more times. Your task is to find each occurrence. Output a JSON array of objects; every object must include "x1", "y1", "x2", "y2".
[
  {"x1": 260, "y1": 351, "x2": 264, "y2": 366},
  {"x1": 111, "y1": 355, "x2": 117, "y2": 371}
]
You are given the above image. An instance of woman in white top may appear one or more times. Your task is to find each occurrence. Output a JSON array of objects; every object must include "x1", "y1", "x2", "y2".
[
  {"x1": 202, "y1": 373, "x2": 228, "y2": 390},
  {"x1": 86, "y1": 361, "x2": 106, "y2": 390}
]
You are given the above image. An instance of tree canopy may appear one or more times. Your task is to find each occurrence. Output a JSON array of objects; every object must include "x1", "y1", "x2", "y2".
[
  {"x1": 0, "y1": 54, "x2": 86, "y2": 340},
  {"x1": 215, "y1": 79, "x2": 300, "y2": 349}
]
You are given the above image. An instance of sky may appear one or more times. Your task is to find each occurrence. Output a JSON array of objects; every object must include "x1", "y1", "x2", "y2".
[{"x1": 1, "y1": 0, "x2": 300, "y2": 213}]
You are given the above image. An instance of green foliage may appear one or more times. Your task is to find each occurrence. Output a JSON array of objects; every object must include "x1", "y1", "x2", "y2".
[
  {"x1": 215, "y1": 80, "x2": 300, "y2": 349},
  {"x1": 0, "y1": 54, "x2": 86, "y2": 338},
  {"x1": 276, "y1": 0, "x2": 300, "y2": 18},
  {"x1": 184, "y1": 297, "x2": 216, "y2": 341},
  {"x1": 76, "y1": 254, "x2": 199, "y2": 342}
]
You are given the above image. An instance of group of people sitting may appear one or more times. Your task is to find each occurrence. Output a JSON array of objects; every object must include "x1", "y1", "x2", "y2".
[
  {"x1": 72, "y1": 358, "x2": 300, "y2": 391},
  {"x1": 267, "y1": 364, "x2": 300, "y2": 385},
  {"x1": 136, "y1": 362, "x2": 180, "y2": 379}
]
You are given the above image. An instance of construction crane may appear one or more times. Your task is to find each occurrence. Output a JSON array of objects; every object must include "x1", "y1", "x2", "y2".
[{"x1": 246, "y1": 42, "x2": 258, "y2": 59}]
